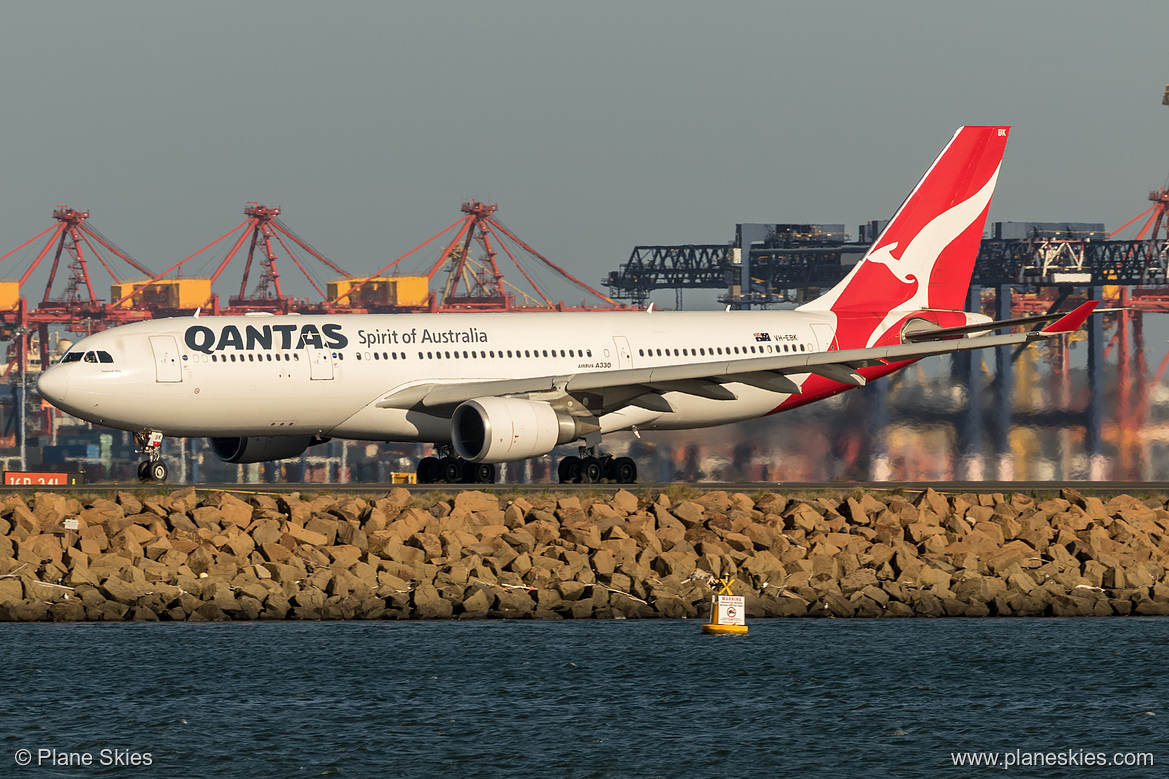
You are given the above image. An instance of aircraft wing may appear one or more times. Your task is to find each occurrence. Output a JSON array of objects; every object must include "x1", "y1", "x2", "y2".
[{"x1": 376, "y1": 302, "x2": 1098, "y2": 414}]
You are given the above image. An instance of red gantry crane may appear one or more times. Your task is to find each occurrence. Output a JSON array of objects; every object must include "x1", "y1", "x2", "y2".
[
  {"x1": 0, "y1": 206, "x2": 160, "y2": 377},
  {"x1": 330, "y1": 200, "x2": 629, "y2": 313},
  {"x1": 117, "y1": 202, "x2": 355, "y2": 315}
]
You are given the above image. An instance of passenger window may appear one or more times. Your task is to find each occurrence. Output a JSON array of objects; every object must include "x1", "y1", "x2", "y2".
[{"x1": 587, "y1": 350, "x2": 592, "y2": 357}]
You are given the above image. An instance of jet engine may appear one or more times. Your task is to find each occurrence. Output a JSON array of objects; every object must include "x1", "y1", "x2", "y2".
[
  {"x1": 208, "y1": 435, "x2": 319, "y2": 464},
  {"x1": 451, "y1": 397, "x2": 588, "y2": 463}
]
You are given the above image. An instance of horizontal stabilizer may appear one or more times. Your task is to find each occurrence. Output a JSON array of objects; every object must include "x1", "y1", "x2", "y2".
[
  {"x1": 1042, "y1": 301, "x2": 1099, "y2": 333},
  {"x1": 904, "y1": 301, "x2": 1100, "y2": 344}
]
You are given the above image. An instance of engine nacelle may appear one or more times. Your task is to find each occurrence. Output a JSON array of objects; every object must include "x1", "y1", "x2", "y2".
[
  {"x1": 452, "y1": 397, "x2": 582, "y2": 463},
  {"x1": 208, "y1": 435, "x2": 317, "y2": 464}
]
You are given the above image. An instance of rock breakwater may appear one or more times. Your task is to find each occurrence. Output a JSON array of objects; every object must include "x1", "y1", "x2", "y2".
[{"x1": 1, "y1": 486, "x2": 1168, "y2": 621}]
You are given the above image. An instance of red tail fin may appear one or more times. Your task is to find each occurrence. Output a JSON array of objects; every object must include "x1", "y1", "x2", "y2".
[{"x1": 801, "y1": 126, "x2": 1009, "y2": 320}]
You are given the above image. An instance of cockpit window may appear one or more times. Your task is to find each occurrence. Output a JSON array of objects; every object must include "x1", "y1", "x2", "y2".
[{"x1": 58, "y1": 349, "x2": 114, "y2": 364}]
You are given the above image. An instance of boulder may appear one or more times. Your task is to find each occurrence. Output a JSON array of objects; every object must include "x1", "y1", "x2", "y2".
[
  {"x1": 454, "y1": 491, "x2": 500, "y2": 514},
  {"x1": 412, "y1": 583, "x2": 454, "y2": 619},
  {"x1": 286, "y1": 524, "x2": 329, "y2": 547}
]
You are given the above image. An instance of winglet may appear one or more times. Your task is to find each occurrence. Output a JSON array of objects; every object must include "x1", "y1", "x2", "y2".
[{"x1": 1042, "y1": 301, "x2": 1099, "y2": 334}]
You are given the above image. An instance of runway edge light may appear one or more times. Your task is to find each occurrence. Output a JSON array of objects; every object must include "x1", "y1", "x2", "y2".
[{"x1": 702, "y1": 578, "x2": 748, "y2": 635}]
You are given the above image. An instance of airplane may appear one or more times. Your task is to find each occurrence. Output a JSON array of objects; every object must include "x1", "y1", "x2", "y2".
[{"x1": 36, "y1": 125, "x2": 1098, "y2": 485}]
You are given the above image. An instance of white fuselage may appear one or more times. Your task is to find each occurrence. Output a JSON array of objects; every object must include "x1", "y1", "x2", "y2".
[{"x1": 38, "y1": 309, "x2": 839, "y2": 443}]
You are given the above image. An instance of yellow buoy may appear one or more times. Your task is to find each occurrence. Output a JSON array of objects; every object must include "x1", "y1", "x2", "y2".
[{"x1": 702, "y1": 577, "x2": 748, "y2": 635}]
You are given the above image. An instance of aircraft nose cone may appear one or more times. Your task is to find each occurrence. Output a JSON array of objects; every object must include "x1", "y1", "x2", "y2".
[{"x1": 37, "y1": 368, "x2": 69, "y2": 406}]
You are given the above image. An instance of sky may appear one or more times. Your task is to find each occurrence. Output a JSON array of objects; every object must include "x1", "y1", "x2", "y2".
[{"x1": 2, "y1": 1, "x2": 1168, "y2": 307}]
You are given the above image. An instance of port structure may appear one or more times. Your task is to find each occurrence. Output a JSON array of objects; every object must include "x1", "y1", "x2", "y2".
[
  {"x1": 335, "y1": 200, "x2": 629, "y2": 313},
  {"x1": 0, "y1": 197, "x2": 630, "y2": 375},
  {"x1": 119, "y1": 201, "x2": 357, "y2": 316},
  {"x1": 0, "y1": 206, "x2": 163, "y2": 377},
  {"x1": 604, "y1": 220, "x2": 1169, "y2": 310},
  {"x1": 0, "y1": 198, "x2": 629, "y2": 380}
]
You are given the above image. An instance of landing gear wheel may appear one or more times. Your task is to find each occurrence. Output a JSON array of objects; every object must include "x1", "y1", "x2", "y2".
[
  {"x1": 468, "y1": 462, "x2": 496, "y2": 484},
  {"x1": 612, "y1": 456, "x2": 637, "y2": 484},
  {"x1": 137, "y1": 461, "x2": 151, "y2": 482},
  {"x1": 149, "y1": 461, "x2": 169, "y2": 482},
  {"x1": 581, "y1": 457, "x2": 603, "y2": 484},
  {"x1": 417, "y1": 457, "x2": 439, "y2": 484},
  {"x1": 559, "y1": 456, "x2": 582, "y2": 484},
  {"x1": 439, "y1": 456, "x2": 463, "y2": 484}
]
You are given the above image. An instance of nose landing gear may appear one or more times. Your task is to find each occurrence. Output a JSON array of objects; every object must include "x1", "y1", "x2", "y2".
[{"x1": 134, "y1": 432, "x2": 169, "y2": 483}]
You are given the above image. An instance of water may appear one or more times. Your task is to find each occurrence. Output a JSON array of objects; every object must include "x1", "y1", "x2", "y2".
[{"x1": 1, "y1": 619, "x2": 1166, "y2": 778}]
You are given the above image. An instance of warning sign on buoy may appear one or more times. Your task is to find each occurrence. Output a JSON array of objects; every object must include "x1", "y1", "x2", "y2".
[{"x1": 702, "y1": 578, "x2": 748, "y2": 635}]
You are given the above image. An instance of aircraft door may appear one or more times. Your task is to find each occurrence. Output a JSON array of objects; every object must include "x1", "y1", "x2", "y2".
[
  {"x1": 613, "y1": 336, "x2": 632, "y2": 369},
  {"x1": 307, "y1": 348, "x2": 334, "y2": 380},
  {"x1": 149, "y1": 336, "x2": 183, "y2": 383},
  {"x1": 810, "y1": 323, "x2": 836, "y2": 352}
]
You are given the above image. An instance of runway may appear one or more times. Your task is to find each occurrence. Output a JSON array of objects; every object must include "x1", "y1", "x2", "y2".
[{"x1": 4, "y1": 481, "x2": 1168, "y2": 496}]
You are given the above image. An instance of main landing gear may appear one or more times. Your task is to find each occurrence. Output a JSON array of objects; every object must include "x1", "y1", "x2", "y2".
[
  {"x1": 416, "y1": 448, "x2": 497, "y2": 484},
  {"x1": 557, "y1": 445, "x2": 637, "y2": 485},
  {"x1": 134, "y1": 432, "x2": 169, "y2": 483}
]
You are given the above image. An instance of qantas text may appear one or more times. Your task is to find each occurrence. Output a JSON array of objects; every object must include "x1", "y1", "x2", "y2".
[
  {"x1": 183, "y1": 324, "x2": 492, "y2": 354},
  {"x1": 184, "y1": 323, "x2": 347, "y2": 354}
]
